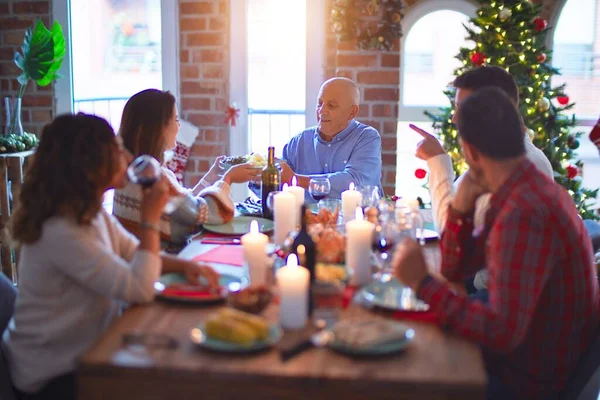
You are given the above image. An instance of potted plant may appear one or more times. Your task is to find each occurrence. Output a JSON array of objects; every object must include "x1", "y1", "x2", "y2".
[{"x1": 3, "y1": 19, "x2": 65, "y2": 153}]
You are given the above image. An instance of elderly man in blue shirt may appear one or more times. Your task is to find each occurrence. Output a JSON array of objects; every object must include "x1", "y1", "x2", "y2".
[{"x1": 281, "y1": 77, "x2": 382, "y2": 200}]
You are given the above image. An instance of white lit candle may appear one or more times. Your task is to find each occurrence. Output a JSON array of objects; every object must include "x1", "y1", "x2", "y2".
[
  {"x1": 341, "y1": 182, "x2": 362, "y2": 222},
  {"x1": 285, "y1": 176, "x2": 305, "y2": 227},
  {"x1": 273, "y1": 184, "x2": 297, "y2": 245},
  {"x1": 345, "y1": 207, "x2": 374, "y2": 286},
  {"x1": 277, "y1": 254, "x2": 309, "y2": 329},
  {"x1": 241, "y1": 220, "x2": 269, "y2": 285}
]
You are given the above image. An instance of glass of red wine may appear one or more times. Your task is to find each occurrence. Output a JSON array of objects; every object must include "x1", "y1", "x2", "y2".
[
  {"x1": 127, "y1": 155, "x2": 183, "y2": 214},
  {"x1": 308, "y1": 177, "x2": 331, "y2": 202}
]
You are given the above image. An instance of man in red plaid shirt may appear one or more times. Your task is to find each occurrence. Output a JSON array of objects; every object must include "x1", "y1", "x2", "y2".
[{"x1": 394, "y1": 87, "x2": 599, "y2": 399}]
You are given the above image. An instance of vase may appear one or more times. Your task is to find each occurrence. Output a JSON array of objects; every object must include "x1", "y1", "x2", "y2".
[{"x1": 4, "y1": 97, "x2": 24, "y2": 136}]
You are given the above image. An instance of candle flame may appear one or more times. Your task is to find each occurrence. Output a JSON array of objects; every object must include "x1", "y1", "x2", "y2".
[
  {"x1": 292, "y1": 176, "x2": 297, "y2": 186},
  {"x1": 349, "y1": 182, "x2": 355, "y2": 191},
  {"x1": 283, "y1": 183, "x2": 289, "y2": 190},
  {"x1": 287, "y1": 253, "x2": 298, "y2": 268},
  {"x1": 355, "y1": 207, "x2": 363, "y2": 221},
  {"x1": 249, "y1": 220, "x2": 259, "y2": 234}
]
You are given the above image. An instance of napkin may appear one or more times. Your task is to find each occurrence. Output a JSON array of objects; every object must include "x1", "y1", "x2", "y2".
[
  {"x1": 161, "y1": 284, "x2": 220, "y2": 299},
  {"x1": 391, "y1": 310, "x2": 439, "y2": 325},
  {"x1": 192, "y1": 245, "x2": 244, "y2": 266}
]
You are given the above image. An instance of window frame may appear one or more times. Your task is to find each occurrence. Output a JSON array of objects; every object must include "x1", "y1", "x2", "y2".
[
  {"x1": 398, "y1": 0, "x2": 478, "y2": 122},
  {"x1": 52, "y1": 0, "x2": 180, "y2": 115}
]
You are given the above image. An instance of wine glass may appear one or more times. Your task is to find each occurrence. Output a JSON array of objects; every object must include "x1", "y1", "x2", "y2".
[
  {"x1": 308, "y1": 177, "x2": 331, "y2": 202},
  {"x1": 127, "y1": 154, "x2": 183, "y2": 215},
  {"x1": 371, "y1": 218, "x2": 398, "y2": 282},
  {"x1": 359, "y1": 185, "x2": 381, "y2": 212}
]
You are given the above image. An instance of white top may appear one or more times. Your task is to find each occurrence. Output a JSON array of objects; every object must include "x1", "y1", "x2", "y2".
[
  {"x1": 426, "y1": 136, "x2": 553, "y2": 289},
  {"x1": 2, "y1": 210, "x2": 161, "y2": 393}
]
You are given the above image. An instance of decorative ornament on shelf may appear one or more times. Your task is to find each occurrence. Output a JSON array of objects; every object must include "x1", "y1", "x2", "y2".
[
  {"x1": 414, "y1": 168, "x2": 427, "y2": 180},
  {"x1": 537, "y1": 53, "x2": 547, "y2": 63},
  {"x1": 331, "y1": 0, "x2": 404, "y2": 51},
  {"x1": 471, "y1": 51, "x2": 486, "y2": 66},
  {"x1": 224, "y1": 104, "x2": 240, "y2": 127},
  {"x1": 532, "y1": 17, "x2": 547, "y2": 32},
  {"x1": 537, "y1": 97, "x2": 550, "y2": 112},
  {"x1": 566, "y1": 165, "x2": 579, "y2": 179},
  {"x1": 557, "y1": 95, "x2": 570, "y2": 106},
  {"x1": 499, "y1": 8, "x2": 512, "y2": 22}
]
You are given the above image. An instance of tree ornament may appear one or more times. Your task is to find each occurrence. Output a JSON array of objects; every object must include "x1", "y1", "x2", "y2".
[
  {"x1": 415, "y1": 168, "x2": 427, "y2": 179},
  {"x1": 567, "y1": 136, "x2": 580, "y2": 149},
  {"x1": 532, "y1": 17, "x2": 547, "y2": 32},
  {"x1": 537, "y1": 97, "x2": 550, "y2": 112},
  {"x1": 566, "y1": 165, "x2": 579, "y2": 179},
  {"x1": 557, "y1": 95, "x2": 570, "y2": 105},
  {"x1": 499, "y1": 8, "x2": 512, "y2": 22},
  {"x1": 392, "y1": 12, "x2": 401, "y2": 23},
  {"x1": 471, "y1": 51, "x2": 486, "y2": 66},
  {"x1": 333, "y1": 21, "x2": 343, "y2": 32},
  {"x1": 537, "y1": 53, "x2": 547, "y2": 63},
  {"x1": 224, "y1": 104, "x2": 240, "y2": 127}
]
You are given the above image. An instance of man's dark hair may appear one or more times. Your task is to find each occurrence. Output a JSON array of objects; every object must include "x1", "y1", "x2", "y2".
[
  {"x1": 453, "y1": 66, "x2": 519, "y2": 105},
  {"x1": 457, "y1": 87, "x2": 525, "y2": 159}
]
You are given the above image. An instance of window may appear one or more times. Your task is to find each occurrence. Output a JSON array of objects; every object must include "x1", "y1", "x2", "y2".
[
  {"x1": 552, "y1": 0, "x2": 600, "y2": 198},
  {"x1": 53, "y1": 0, "x2": 179, "y2": 127},
  {"x1": 229, "y1": 0, "x2": 324, "y2": 162},
  {"x1": 396, "y1": 1, "x2": 476, "y2": 198}
]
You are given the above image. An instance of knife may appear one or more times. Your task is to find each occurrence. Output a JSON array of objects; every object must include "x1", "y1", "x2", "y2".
[{"x1": 279, "y1": 330, "x2": 334, "y2": 362}]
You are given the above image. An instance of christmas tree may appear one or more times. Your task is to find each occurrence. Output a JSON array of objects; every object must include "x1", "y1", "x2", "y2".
[{"x1": 426, "y1": 0, "x2": 598, "y2": 220}]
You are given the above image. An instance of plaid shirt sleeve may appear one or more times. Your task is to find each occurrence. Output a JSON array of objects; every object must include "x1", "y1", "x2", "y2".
[
  {"x1": 439, "y1": 206, "x2": 486, "y2": 282},
  {"x1": 420, "y1": 205, "x2": 554, "y2": 352}
]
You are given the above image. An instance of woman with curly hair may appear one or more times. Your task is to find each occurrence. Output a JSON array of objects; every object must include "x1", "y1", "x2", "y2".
[
  {"x1": 113, "y1": 89, "x2": 259, "y2": 250},
  {"x1": 2, "y1": 113, "x2": 219, "y2": 400}
]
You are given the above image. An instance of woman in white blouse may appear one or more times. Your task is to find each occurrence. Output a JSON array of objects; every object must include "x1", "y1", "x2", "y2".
[
  {"x1": 2, "y1": 113, "x2": 219, "y2": 399},
  {"x1": 113, "y1": 89, "x2": 260, "y2": 251}
]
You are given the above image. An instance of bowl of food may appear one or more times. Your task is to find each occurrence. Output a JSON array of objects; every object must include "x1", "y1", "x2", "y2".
[
  {"x1": 227, "y1": 284, "x2": 273, "y2": 314},
  {"x1": 221, "y1": 153, "x2": 271, "y2": 170}
]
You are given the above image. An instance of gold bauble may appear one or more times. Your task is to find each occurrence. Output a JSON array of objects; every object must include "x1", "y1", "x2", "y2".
[
  {"x1": 333, "y1": 21, "x2": 343, "y2": 33},
  {"x1": 537, "y1": 97, "x2": 550, "y2": 112},
  {"x1": 331, "y1": 9, "x2": 339, "y2": 18},
  {"x1": 378, "y1": 36, "x2": 385, "y2": 42},
  {"x1": 391, "y1": 13, "x2": 401, "y2": 23}
]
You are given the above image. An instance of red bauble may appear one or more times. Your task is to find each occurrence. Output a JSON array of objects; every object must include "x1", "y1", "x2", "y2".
[
  {"x1": 533, "y1": 17, "x2": 547, "y2": 32},
  {"x1": 557, "y1": 95, "x2": 570, "y2": 105},
  {"x1": 415, "y1": 168, "x2": 427, "y2": 179},
  {"x1": 566, "y1": 165, "x2": 579, "y2": 179},
  {"x1": 391, "y1": 195, "x2": 399, "y2": 202},
  {"x1": 537, "y1": 53, "x2": 547, "y2": 63},
  {"x1": 471, "y1": 51, "x2": 486, "y2": 66}
]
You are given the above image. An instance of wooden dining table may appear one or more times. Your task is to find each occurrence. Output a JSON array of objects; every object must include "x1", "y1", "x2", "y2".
[{"x1": 77, "y1": 234, "x2": 487, "y2": 400}]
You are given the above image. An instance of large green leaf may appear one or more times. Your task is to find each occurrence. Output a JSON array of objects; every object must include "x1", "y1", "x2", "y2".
[{"x1": 12, "y1": 20, "x2": 66, "y2": 89}]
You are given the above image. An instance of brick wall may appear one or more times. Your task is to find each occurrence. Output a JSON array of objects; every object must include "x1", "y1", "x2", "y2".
[
  {"x1": 0, "y1": 0, "x2": 54, "y2": 135},
  {"x1": 178, "y1": 0, "x2": 230, "y2": 188}
]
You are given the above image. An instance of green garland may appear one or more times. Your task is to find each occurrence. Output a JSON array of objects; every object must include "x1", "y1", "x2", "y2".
[{"x1": 331, "y1": 0, "x2": 404, "y2": 51}]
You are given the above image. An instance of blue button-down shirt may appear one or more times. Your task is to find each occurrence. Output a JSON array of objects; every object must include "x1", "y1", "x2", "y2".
[{"x1": 282, "y1": 120, "x2": 382, "y2": 200}]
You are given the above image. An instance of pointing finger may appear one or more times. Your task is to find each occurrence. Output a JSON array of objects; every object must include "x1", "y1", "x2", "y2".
[{"x1": 409, "y1": 124, "x2": 435, "y2": 139}]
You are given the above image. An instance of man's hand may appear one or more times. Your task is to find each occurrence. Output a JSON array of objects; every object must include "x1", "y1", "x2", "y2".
[
  {"x1": 279, "y1": 162, "x2": 296, "y2": 186},
  {"x1": 392, "y1": 238, "x2": 429, "y2": 292},
  {"x1": 452, "y1": 169, "x2": 487, "y2": 215},
  {"x1": 411, "y1": 124, "x2": 446, "y2": 161},
  {"x1": 183, "y1": 262, "x2": 220, "y2": 290}
]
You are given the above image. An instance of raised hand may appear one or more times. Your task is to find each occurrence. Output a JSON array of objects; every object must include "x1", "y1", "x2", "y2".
[
  {"x1": 411, "y1": 124, "x2": 446, "y2": 161},
  {"x1": 452, "y1": 169, "x2": 488, "y2": 215},
  {"x1": 223, "y1": 162, "x2": 262, "y2": 184},
  {"x1": 392, "y1": 238, "x2": 429, "y2": 292}
]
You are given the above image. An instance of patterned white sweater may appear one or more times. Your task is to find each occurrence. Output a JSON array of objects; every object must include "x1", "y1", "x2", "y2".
[{"x1": 113, "y1": 167, "x2": 234, "y2": 246}]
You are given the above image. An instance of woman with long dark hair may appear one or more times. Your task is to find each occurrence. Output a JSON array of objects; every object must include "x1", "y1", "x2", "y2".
[
  {"x1": 113, "y1": 89, "x2": 259, "y2": 250},
  {"x1": 2, "y1": 113, "x2": 218, "y2": 400}
]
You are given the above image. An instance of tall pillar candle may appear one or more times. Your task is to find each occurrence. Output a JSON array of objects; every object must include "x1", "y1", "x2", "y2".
[
  {"x1": 341, "y1": 182, "x2": 362, "y2": 222},
  {"x1": 277, "y1": 254, "x2": 309, "y2": 329},
  {"x1": 273, "y1": 184, "x2": 297, "y2": 245},
  {"x1": 345, "y1": 207, "x2": 374, "y2": 286},
  {"x1": 285, "y1": 176, "x2": 305, "y2": 227},
  {"x1": 241, "y1": 220, "x2": 269, "y2": 285}
]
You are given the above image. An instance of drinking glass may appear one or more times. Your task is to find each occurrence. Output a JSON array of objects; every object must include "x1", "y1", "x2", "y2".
[
  {"x1": 308, "y1": 177, "x2": 331, "y2": 202},
  {"x1": 359, "y1": 185, "x2": 381, "y2": 211},
  {"x1": 127, "y1": 154, "x2": 183, "y2": 214},
  {"x1": 371, "y1": 217, "x2": 399, "y2": 282},
  {"x1": 266, "y1": 191, "x2": 281, "y2": 216}
]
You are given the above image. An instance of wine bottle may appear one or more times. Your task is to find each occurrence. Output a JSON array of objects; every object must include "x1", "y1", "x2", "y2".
[
  {"x1": 291, "y1": 205, "x2": 316, "y2": 316},
  {"x1": 261, "y1": 146, "x2": 280, "y2": 219}
]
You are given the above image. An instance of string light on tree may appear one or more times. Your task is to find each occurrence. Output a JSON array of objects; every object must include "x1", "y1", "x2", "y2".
[{"x1": 425, "y1": 0, "x2": 598, "y2": 220}]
